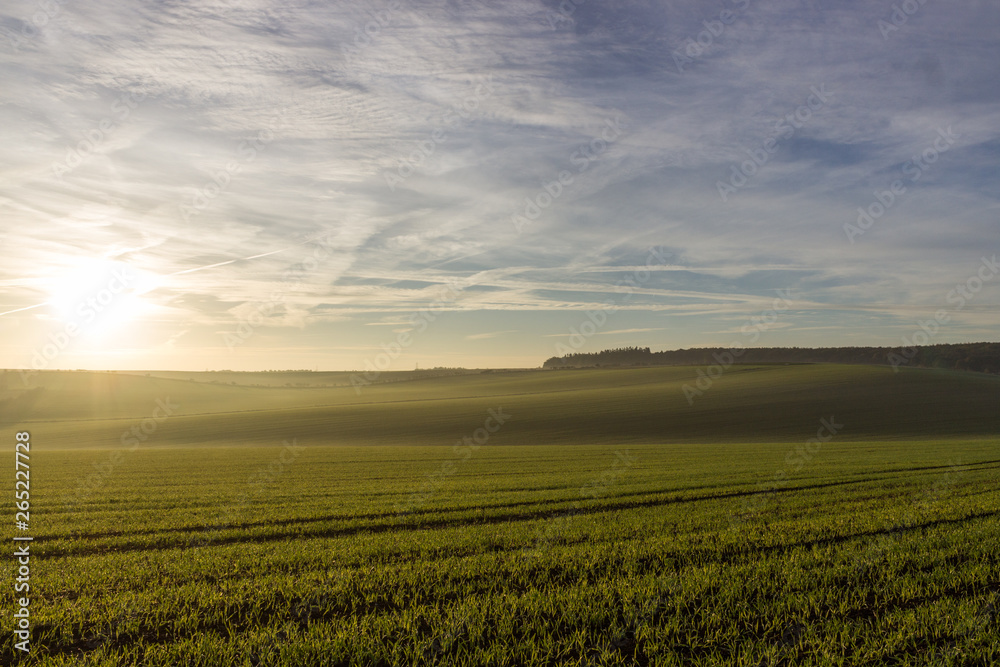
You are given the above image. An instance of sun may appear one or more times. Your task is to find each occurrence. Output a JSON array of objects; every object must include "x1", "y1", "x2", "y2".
[{"x1": 45, "y1": 257, "x2": 159, "y2": 343}]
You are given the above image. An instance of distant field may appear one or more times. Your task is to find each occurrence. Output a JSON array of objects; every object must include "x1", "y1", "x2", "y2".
[
  {"x1": 4, "y1": 364, "x2": 1000, "y2": 447},
  {"x1": 1, "y1": 366, "x2": 998, "y2": 665},
  {"x1": 120, "y1": 368, "x2": 487, "y2": 388}
]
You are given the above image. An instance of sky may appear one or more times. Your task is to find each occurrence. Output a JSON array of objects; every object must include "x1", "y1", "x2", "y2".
[{"x1": 1, "y1": 0, "x2": 998, "y2": 372}]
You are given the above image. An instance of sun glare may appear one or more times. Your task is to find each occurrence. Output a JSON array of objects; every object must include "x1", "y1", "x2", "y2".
[{"x1": 45, "y1": 257, "x2": 159, "y2": 343}]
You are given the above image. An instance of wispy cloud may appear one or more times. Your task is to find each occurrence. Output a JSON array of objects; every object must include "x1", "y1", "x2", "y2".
[
  {"x1": 1, "y1": 0, "x2": 998, "y2": 369},
  {"x1": 596, "y1": 328, "x2": 666, "y2": 336},
  {"x1": 466, "y1": 330, "x2": 517, "y2": 341}
]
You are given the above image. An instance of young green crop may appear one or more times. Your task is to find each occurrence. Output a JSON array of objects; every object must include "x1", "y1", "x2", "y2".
[
  {"x1": 1, "y1": 366, "x2": 997, "y2": 665},
  {"x1": 2, "y1": 439, "x2": 997, "y2": 666}
]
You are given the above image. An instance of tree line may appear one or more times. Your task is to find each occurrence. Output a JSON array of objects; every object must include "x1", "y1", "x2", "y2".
[{"x1": 542, "y1": 343, "x2": 1000, "y2": 375}]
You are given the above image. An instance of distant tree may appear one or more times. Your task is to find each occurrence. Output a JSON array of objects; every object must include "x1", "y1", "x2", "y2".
[{"x1": 542, "y1": 342, "x2": 1000, "y2": 375}]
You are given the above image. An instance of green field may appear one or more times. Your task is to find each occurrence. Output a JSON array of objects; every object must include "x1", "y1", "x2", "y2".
[{"x1": 1, "y1": 365, "x2": 998, "y2": 665}]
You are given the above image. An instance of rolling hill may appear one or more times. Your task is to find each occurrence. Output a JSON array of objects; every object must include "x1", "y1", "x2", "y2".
[{"x1": 2, "y1": 364, "x2": 998, "y2": 449}]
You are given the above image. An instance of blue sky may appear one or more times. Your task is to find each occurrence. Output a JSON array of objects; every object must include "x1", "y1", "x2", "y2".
[{"x1": 1, "y1": 0, "x2": 998, "y2": 371}]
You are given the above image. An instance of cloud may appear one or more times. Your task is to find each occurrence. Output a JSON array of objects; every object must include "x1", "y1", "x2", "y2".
[
  {"x1": 466, "y1": 330, "x2": 517, "y2": 340},
  {"x1": 1, "y1": 0, "x2": 998, "y2": 369},
  {"x1": 595, "y1": 328, "x2": 666, "y2": 335}
]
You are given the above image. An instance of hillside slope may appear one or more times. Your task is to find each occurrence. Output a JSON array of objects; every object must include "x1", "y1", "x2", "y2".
[{"x1": 3, "y1": 365, "x2": 998, "y2": 449}]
